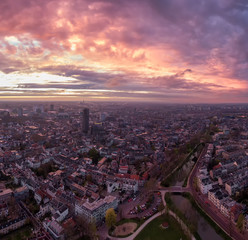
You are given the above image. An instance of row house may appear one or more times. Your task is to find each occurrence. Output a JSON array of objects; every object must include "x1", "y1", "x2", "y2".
[
  {"x1": 198, "y1": 175, "x2": 213, "y2": 194},
  {"x1": 220, "y1": 198, "x2": 236, "y2": 218},
  {"x1": 0, "y1": 215, "x2": 27, "y2": 235},
  {"x1": 208, "y1": 188, "x2": 228, "y2": 209}
]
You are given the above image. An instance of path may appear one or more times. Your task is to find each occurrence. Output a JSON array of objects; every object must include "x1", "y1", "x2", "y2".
[
  {"x1": 107, "y1": 190, "x2": 194, "y2": 240},
  {"x1": 107, "y1": 211, "x2": 162, "y2": 240}
]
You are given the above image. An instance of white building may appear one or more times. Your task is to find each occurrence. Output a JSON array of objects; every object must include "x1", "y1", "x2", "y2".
[
  {"x1": 197, "y1": 176, "x2": 212, "y2": 194},
  {"x1": 106, "y1": 178, "x2": 138, "y2": 193},
  {"x1": 75, "y1": 195, "x2": 118, "y2": 224}
]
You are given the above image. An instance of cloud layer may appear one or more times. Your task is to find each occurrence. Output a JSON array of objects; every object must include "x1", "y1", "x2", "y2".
[{"x1": 0, "y1": 0, "x2": 248, "y2": 102}]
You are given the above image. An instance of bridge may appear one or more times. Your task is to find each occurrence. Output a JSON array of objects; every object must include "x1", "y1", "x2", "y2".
[{"x1": 158, "y1": 186, "x2": 191, "y2": 193}]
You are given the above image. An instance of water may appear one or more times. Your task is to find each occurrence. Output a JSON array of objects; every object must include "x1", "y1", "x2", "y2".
[
  {"x1": 172, "y1": 160, "x2": 194, "y2": 186},
  {"x1": 171, "y1": 195, "x2": 224, "y2": 240}
]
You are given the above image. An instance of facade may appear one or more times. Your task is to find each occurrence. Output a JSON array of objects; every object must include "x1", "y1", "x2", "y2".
[
  {"x1": 198, "y1": 176, "x2": 212, "y2": 194},
  {"x1": 220, "y1": 199, "x2": 235, "y2": 218},
  {"x1": 208, "y1": 188, "x2": 228, "y2": 209},
  {"x1": 0, "y1": 215, "x2": 27, "y2": 235},
  {"x1": 225, "y1": 181, "x2": 238, "y2": 196},
  {"x1": 0, "y1": 203, "x2": 8, "y2": 217},
  {"x1": 0, "y1": 189, "x2": 13, "y2": 203},
  {"x1": 44, "y1": 220, "x2": 64, "y2": 240}
]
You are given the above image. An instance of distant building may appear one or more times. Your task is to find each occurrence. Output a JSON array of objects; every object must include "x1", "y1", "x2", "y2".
[
  {"x1": 81, "y1": 108, "x2": 89, "y2": 133},
  {"x1": 50, "y1": 104, "x2": 54, "y2": 111},
  {"x1": 100, "y1": 112, "x2": 107, "y2": 121},
  {"x1": 17, "y1": 107, "x2": 23, "y2": 117},
  {"x1": 33, "y1": 105, "x2": 44, "y2": 114}
]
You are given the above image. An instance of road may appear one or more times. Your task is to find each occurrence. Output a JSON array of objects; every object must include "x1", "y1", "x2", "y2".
[
  {"x1": 19, "y1": 201, "x2": 53, "y2": 240},
  {"x1": 188, "y1": 144, "x2": 247, "y2": 240}
]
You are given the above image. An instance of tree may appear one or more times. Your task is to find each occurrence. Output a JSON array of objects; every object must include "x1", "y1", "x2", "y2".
[
  {"x1": 105, "y1": 208, "x2": 117, "y2": 229},
  {"x1": 74, "y1": 215, "x2": 90, "y2": 237},
  {"x1": 119, "y1": 208, "x2": 123, "y2": 219},
  {"x1": 237, "y1": 214, "x2": 245, "y2": 233},
  {"x1": 9, "y1": 196, "x2": 18, "y2": 217},
  {"x1": 89, "y1": 221, "x2": 98, "y2": 240},
  {"x1": 158, "y1": 203, "x2": 165, "y2": 215},
  {"x1": 193, "y1": 177, "x2": 199, "y2": 192},
  {"x1": 86, "y1": 174, "x2": 93, "y2": 183},
  {"x1": 88, "y1": 148, "x2": 100, "y2": 165},
  {"x1": 144, "y1": 177, "x2": 156, "y2": 196}
]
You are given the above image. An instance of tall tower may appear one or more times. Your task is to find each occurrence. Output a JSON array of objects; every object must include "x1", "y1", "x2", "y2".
[
  {"x1": 17, "y1": 107, "x2": 23, "y2": 117},
  {"x1": 82, "y1": 108, "x2": 89, "y2": 133},
  {"x1": 50, "y1": 104, "x2": 54, "y2": 111}
]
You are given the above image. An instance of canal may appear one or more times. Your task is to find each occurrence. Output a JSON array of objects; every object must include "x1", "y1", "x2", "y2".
[
  {"x1": 172, "y1": 158, "x2": 194, "y2": 186},
  {"x1": 171, "y1": 194, "x2": 224, "y2": 240}
]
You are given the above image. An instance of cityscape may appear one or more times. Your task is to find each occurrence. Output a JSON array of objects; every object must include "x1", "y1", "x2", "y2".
[
  {"x1": 0, "y1": 102, "x2": 247, "y2": 240},
  {"x1": 0, "y1": 0, "x2": 248, "y2": 240}
]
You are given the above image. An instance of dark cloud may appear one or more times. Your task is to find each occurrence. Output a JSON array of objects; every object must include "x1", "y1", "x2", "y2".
[
  {"x1": 18, "y1": 83, "x2": 95, "y2": 89},
  {"x1": 0, "y1": 53, "x2": 24, "y2": 73},
  {"x1": 0, "y1": 0, "x2": 248, "y2": 102}
]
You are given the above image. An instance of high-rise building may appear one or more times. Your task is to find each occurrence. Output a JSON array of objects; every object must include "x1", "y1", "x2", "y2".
[
  {"x1": 33, "y1": 105, "x2": 44, "y2": 114},
  {"x1": 17, "y1": 107, "x2": 23, "y2": 117},
  {"x1": 81, "y1": 108, "x2": 89, "y2": 133},
  {"x1": 50, "y1": 104, "x2": 54, "y2": 111}
]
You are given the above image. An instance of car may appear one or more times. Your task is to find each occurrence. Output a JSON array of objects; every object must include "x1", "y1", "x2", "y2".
[{"x1": 128, "y1": 198, "x2": 133, "y2": 202}]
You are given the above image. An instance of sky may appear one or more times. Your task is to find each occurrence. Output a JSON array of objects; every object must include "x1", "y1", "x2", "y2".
[{"x1": 0, "y1": 0, "x2": 248, "y2": 103}]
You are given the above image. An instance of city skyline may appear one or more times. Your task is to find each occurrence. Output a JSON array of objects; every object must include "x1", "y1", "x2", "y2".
[{"x1": 0, "y1": 0, "x2": 248, "y2": 103}]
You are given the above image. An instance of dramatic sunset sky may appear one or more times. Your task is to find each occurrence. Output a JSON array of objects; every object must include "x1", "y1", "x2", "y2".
[{"x1": 0, "y1": 0, "x2": 248, "y2": 103}]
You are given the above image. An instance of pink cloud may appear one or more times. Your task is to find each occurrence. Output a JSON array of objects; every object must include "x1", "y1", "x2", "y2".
[{"x1": 0, "y1": 0, "x2": 247, "y2": 102}]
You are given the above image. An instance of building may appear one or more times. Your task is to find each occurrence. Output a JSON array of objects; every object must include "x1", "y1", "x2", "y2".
[
  {"x1": 208, "y1": 189, "x2": 228, "y2": 209},
  {"x1": 81, "y1": 108, "x2": 89, "y2": 133},
  {"x1": 0, "y1": 203, "x2": 8, "y2": 217},
  {"x1": 0, "y1": 215, "x2": 27, "y2": 235},
  {"x1": 14, "y1": 186, "x2": 29, "y2": 200},
  {"x1": 197, "y1": 176, "x2": 212, "y2": 194},
  {"x1": 75, "y1": 195, "x2": 118, "y2": 224},
  {"x1": 17, "y1": 107, "x2": 23, "y2": 117},
  {"x1": 225, "y1": 181, "x2": 238, "y2": 196},
  {"x1": 106, "y1": 178, "x2": 139, "y2": 193},
  {"x1": 220, "y1": 198, "x2": 235, "y2": 218},
  {"x1": 43, "y1": 220, "x2": 64, "y2": 240},
  {"x1": 50, "y1": 104, "x2": 54, "y2": 111},
  {"x1": 0, "y1": 189, "x2": 13, "y2": 203}
]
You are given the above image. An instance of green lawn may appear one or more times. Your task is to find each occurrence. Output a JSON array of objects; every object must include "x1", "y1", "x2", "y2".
[{"x1": 135, "y1": 214, "x2": 189, "y2": 240}]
